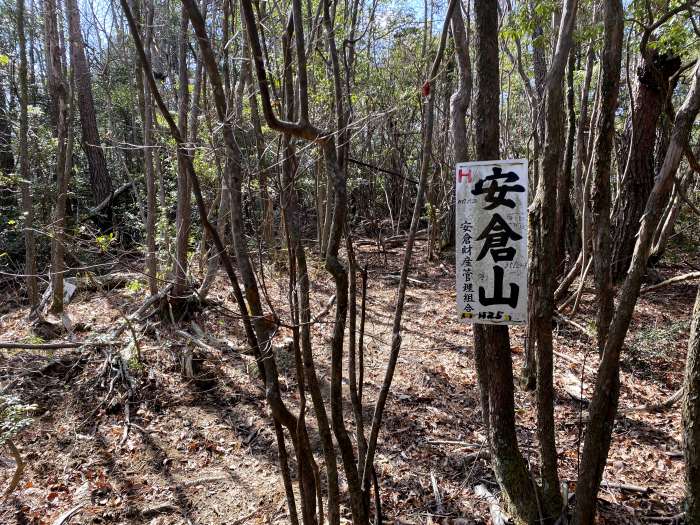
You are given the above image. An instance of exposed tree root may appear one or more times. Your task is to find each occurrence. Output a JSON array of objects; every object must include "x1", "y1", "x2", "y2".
[{"x1": 3, "y1": 439, "x2": 24, "y2": 498}]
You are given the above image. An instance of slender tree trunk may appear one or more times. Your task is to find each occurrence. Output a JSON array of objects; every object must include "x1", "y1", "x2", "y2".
[
  {"x1": 558, "y1": 47, "x2": 578, "y2": 264},
  {"x1": 121, "y1": 11, "x2": 308, "y2": 524},
  {"x1": 527, "y1": 0, "x2": 578, "y2": 516},
  {"x1": 43, "y1": 0, "x2": 67, "y2": 312},
  {"x1": 144, "y1": 2, "x2": 157, "y2": 295},
  {"x1": 51, "y1": 77, "x2": 73, "y2": 314},
  {"x1": 181, "y1": 3, "x2": 323, "y2": 522},
  {"x1": 683, "y1": 285, "x2": 700, "y2": 524},
  {"x1": 0, "y1": 71, "x2": 13, "y2": 175},
  {"x1": 451, "y1": 0, "x2": 489, "y2": 440},
  {"x1": 589, "y1": 0, "x2": 623, "y2": 352},
  {"x1": 446, "y1": 1, "x2": 471, "y2": 252},
  {"x1": 43, "y1": 0, "x2": 61, "y2": 129},
  {"x1": 172, "y1": 7, "x2": 191, "y2": 299},
  {"x1": 132, "y1": 0, "x2": 158, "y2": 294},
  {"x1": 360, "y1": 3, "x2": 458, "y2": 521},
  {"x1": 65, "y1": 0, "x2": 113, "y2": 229},
  {"x1": 530, "y1": 11, "x2": 547, "y2": 191},
  {"x1": 320, "y1": 0, "x2": 369, "y2": 519},
  {"x1": 244, "y1": 43, "x2": 273, "y2": 250},
  {"x1": 650, "y1": 169, "x2": 692, "y2": 260},
  {"x1": 573, "y1": 36, "x2": 596, "y2": 232},
  {"x1": 19, "y1": 0, "x2": 38, "y2": 311}
]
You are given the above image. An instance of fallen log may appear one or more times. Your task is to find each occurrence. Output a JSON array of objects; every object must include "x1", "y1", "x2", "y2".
[
  {"x1": 382, "y1": 274, "x2": 428, "y2": 286},
  {"x1": 640, "y1": 272, "x2": 700, "y2": 294},
  {"x1": 51, "y1": 504, "x2": 85, "y2": 525},
  {"x1": 0, "y1": 340, "x2": 117, "y2": 350},
  {"x1": 554, "y1": 312, "x2": 595, "y2": 339},
  {"x1": 87, "y1": 182, "x2": 134, "y2": 217},
  {"x1": 618, "y1": 387, "x2": 684, "y2": 414},
  {"x1": 140, "y1": 502, "x2": 178, "y2": 518},
  {"x1": 553, "y1": 350, "x2": 597, "y2": 376},
  {"x1": 3, "y1": 439, "x2": 24, "y2": 499},
  {"x1": 562, "y1": 371, "x2": 589, "y2": 404},
  {"x1": 600, "y1": 481, "x2": 651, "y2": 494},
  {"x1": 38, "y1": 273, "x2": 143, "y2": 312},
  {"x1": 382, "y1": 229, "x2": 428, "y2": 248},
  {"x1": 645, "y1": 512, "x2": 685, "y2": 523},
  {"x1": 474, "y1": 484, "x2": 509, "y2": 525}
]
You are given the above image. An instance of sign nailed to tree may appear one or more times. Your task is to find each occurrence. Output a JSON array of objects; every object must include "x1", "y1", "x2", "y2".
[{"x1": 456, "y1": 159, "x2": 528, "y2": 325}]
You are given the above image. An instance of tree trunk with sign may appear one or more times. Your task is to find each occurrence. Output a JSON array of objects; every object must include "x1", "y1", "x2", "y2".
[{"x1": 469, "y1": 1, "x2": 539, "y2": 523}]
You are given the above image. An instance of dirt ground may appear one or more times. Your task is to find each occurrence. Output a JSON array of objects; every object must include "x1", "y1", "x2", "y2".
[{"x1": 1, "y1": 239, "x2": 698, "y2": 524}]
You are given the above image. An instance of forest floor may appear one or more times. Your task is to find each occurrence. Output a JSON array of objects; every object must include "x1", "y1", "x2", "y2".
[{"x1": 1, "y1": 238, "x2": 698, "y2": 525}]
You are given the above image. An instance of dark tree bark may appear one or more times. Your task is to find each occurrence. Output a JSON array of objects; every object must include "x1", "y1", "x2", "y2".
[
  {"x1": 118, "y1": 10, "x2": 317, "y2": 525},
  {"x1": 527, "y1": 0, "x2": 578, "y2": 516},
  {"x1": 447, "y1": 0, "x2": 471, "y2": 244},
  {"x1": 558, "y1": 47, "x2": 578, "y2": 263},
  {"x1": 574, "y1": 59, "x2": 700, "y2": 525},
  {"x1": 611, "y1": 50, "x2": 681, "y2": 278},
  {"x1": 530, "y1": 12, "x2": 547, "y2": 191},
  {"x1": 573, "y1": 33, "x2": 596, "y2": 232},
  {"x1": 43, "y1": 0, "x2": 67, "y2": 313},
  {"x1": 65, "y1": 0, "x2": 113, "y2": 228},
  {"x1": 43, "y1": 0, "x2": 63, "y2": 130},
  {"x1": 651, "y1": 167, "x2": 693, "y2": 260},
  {"x1": 0, "y1": 72, "x2": 13, "y2": 175},
  {"x1": 589, "y1": 0, "x2": 623, "y2": 352},
  {"x1": 473, "y1": 1, "x2": 540, "y2": 523}
]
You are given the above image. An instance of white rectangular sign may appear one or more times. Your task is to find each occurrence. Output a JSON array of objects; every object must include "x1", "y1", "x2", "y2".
[{"x1": 455, "y1": 159, "x2": 528, "y2": 325}]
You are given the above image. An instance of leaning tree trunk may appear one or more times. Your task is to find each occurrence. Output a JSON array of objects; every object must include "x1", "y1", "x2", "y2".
[
  {"x1": 360, "y1": 2, "x2": 459, "y2": 520},
  {"x1": 120, "y1": 8, "x2": 313, "y2": 525},
  {"x1": 650, "y1": 169, "x2": 693, "y2": 260},
  {"x1": 572, "y1": 31, "x2": 596, "y2": 235},
  {"x1": 611, "y1": 50, "x2": 680, "y2": 279},
  {"x1": 574, "y1": 58, "x2": 700, "y2": 525},
  {"x1": 65, "y1": 0, "x2": 113, "y2": 229},
  {"x1": 683, "y1": 285, "x2": 700, "y2": 524}
]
